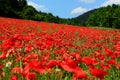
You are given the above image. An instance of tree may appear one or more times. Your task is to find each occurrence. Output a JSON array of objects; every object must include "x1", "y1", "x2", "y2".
[
  {"x1": 0, "y1": 0, "x2": 27, "y2": 17},
  {"x1": 18, "y1": 0, "x2": 27, "y2": 11},
  {"x1": 20, "y1": 6, "x2": 37, "y2": 20}
]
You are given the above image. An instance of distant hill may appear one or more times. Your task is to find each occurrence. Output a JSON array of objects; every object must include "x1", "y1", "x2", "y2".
[
  {"x1": 69, "y1": 9, "x2": 98, "y2": 26},
  {"x1": 70, "y1": 4, "x2": 120, "y2": 29}
]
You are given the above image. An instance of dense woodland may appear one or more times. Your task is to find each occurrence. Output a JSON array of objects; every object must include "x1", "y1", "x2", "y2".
[
  {"x1": 86, "y1": 4, "x2": 120, "y2": 29},
  {"x1": 0, "y1": 0, "x2": 69, "y2": 24},
  {"x1": 0, "y1": 0, "x2": 120, "y2": 28},
  {"x1": 0, "y1": 0, "x2": 27, "y2": 18}
]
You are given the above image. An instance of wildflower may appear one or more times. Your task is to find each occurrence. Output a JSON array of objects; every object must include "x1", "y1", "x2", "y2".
[
  {"x1": 107, "y1": 59, "x2": 116, "y2": 65},
  {"x1": 0, "y1": 36, "x2": 4, "y2": 40},
  {"x1": 25, "y1": 45, "x2": 34, "y2": 53},
  {"x1": 90, "y1": 67, "x2": 107, "y2": 79},
  {"x1": 10, "y1": 75, "x2": 18, "y2": 80},
  {"x1": 73, "y1": 70, "x2": 87, "y2": 79},
  {"x1": 46, "y1": 60, "x2": 61, "y2": 68},
  {"x1": 82, "y1": 56, "x2": 93, "y2": 66},
  {"x1": 5, "y1": 61, "x2": 12, "y2": 67},
  {"x1": 116, "y1": 64, "x2": 120, "y2": 69},
  {"x1": 26, "y1": 72, "x2": 36, "y2": 80},
  {"x1": 11, "y1": 66, "x2": 22, "y2": 74}
]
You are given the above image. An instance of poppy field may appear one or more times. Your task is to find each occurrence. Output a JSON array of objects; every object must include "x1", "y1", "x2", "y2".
[{"x1": 0, "y1": 17, "x2": 120, "y2": 80}]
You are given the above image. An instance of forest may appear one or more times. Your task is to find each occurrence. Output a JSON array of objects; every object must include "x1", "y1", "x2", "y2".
[
  {"x1": 0, "y1": 0, "x2": 69, "y2": 24},
  {"x1": 86, "y1": 4, "x2": 120, "y2": 29}
]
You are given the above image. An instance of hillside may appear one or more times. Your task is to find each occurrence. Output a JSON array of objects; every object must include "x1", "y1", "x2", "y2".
[
  {"x1": 86, "y1": 4, "x2": 120, "y2": 28},
  {"x1": 70, "y1": 4, "x2": 120, "y2": 29},
  {"x1": 70, "y1": 9, "x2": 98, "y2": 26}
]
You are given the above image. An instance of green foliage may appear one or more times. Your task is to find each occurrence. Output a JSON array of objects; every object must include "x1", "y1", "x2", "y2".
[
  {"x1": 87, "y1": 4, "x2": 120, "y2": 29},
  {"x1": 20, "y1": 6, "x2": 37, "y2": 20},
  {"x1": 0, "y1": 0, "x2": 27, "y2": 18},
  {"x1": 18, "y1": 0, "x2": 27, "y2": 11},
  {"x1": 0, "y1": 0, "x2": 70, "y2": 24},
  {"x1": 35, "y1": 13, "x2": 44, "y2": 21},
  {"x1": 34, "y1": 11, "x2": 70, "y2": 24}
]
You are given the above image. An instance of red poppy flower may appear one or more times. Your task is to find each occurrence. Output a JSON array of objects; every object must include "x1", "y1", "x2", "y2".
[
  {"x1": 0, "y1": 51, "x2": 7, "y2": 59},
  {"x1": 10, "y1": 75, "x2": 18, "y2": 80},
  {"x1": 73, "y1": 69, "x2": 87, "y2": 79},
  {"x1": 23, "y1": 60, "x2": 46, "y2": 77},
  {"x1": 46, "y1": 60, "x2": 61, "y2": 68},
  {"x1": 2, "y1": 37, "x2": 15, "y2": 50},
  {"x1": 0, "y1": 36, "x2": 4, "y2": 40},
  {"x1": 75, "y1": 54, "x2": 82, "y2": 62},
  {"x1": 11, "y1": 66, "x2": 22, "y2": 74},
  {"x1": 60, "y1": 61, "x2": 74, "y2": 72},
  {"x1": 25, "y1": 45, "x2": 34, "y2": 53},
  {"x1": 105, "y1": 48, "x2": 113, "y2": 57},
  {"x1": 107, "y1": 59, "x2": 116, "y2": 65},
  {"x1": 82, "y1": 56, "x2": 93, "y2": 66},
  {"x1": 90, "y1": 68, "x2": 107, "y2": 79},
  {"x1": 116, "y1": 64, "x2": 120, "y2": 69},
  {"x1": 26, "y1": 72, "x2": 36, "y2": 80},
  {"x1": 13, "y1": 34, "x2": 21, "y2": 40},
  {"x1": 0, "y1": 64, "x2": 3, "y2": 69},
  {"x1": 114, "y1": 42, "x2": 120, "y2": 51},
  {"x1": 24, "y1": 53, "x2": 40, "y2": 62}
]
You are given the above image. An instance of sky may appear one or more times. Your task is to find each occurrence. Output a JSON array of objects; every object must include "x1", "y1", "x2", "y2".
[{"x1": 27, "y1": 0, "x2": 120, "y2": 18}]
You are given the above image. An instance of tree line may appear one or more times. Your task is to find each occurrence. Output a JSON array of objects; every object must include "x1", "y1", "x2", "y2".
[{"x1": 0, "y1": 0, "x2": 70, "y2": 24}]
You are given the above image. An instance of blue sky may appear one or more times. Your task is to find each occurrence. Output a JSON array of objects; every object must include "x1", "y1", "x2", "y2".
[{"x1": 27, "y1": 0, "x2": 120, "y2": 18}]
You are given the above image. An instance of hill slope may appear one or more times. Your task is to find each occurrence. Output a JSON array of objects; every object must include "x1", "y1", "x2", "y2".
[
  {"x1": 70, "y1": 9, "x2": 97, "y2": 26},
  {"x1": 86, "y1": 4, "x2": 120, "y2": 28}
]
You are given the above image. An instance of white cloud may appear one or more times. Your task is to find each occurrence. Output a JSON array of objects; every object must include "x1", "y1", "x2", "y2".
[
  {"x1": 79, "y1": 0, "x2": 96, "y2": 3},
  {"x1": 101, "y1": 0, "x2": 120, "y2": 6},
  {"x1": 71, "y1": 7, "x2": 88, "y2": 15},
  {"x1": 28, "y1": 1, "x2": 47, "y2": 11}
]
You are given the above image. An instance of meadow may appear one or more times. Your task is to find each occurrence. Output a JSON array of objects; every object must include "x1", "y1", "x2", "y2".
[{"x1": 0, "y1": 17, "x2": 120, "y2": 80}]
